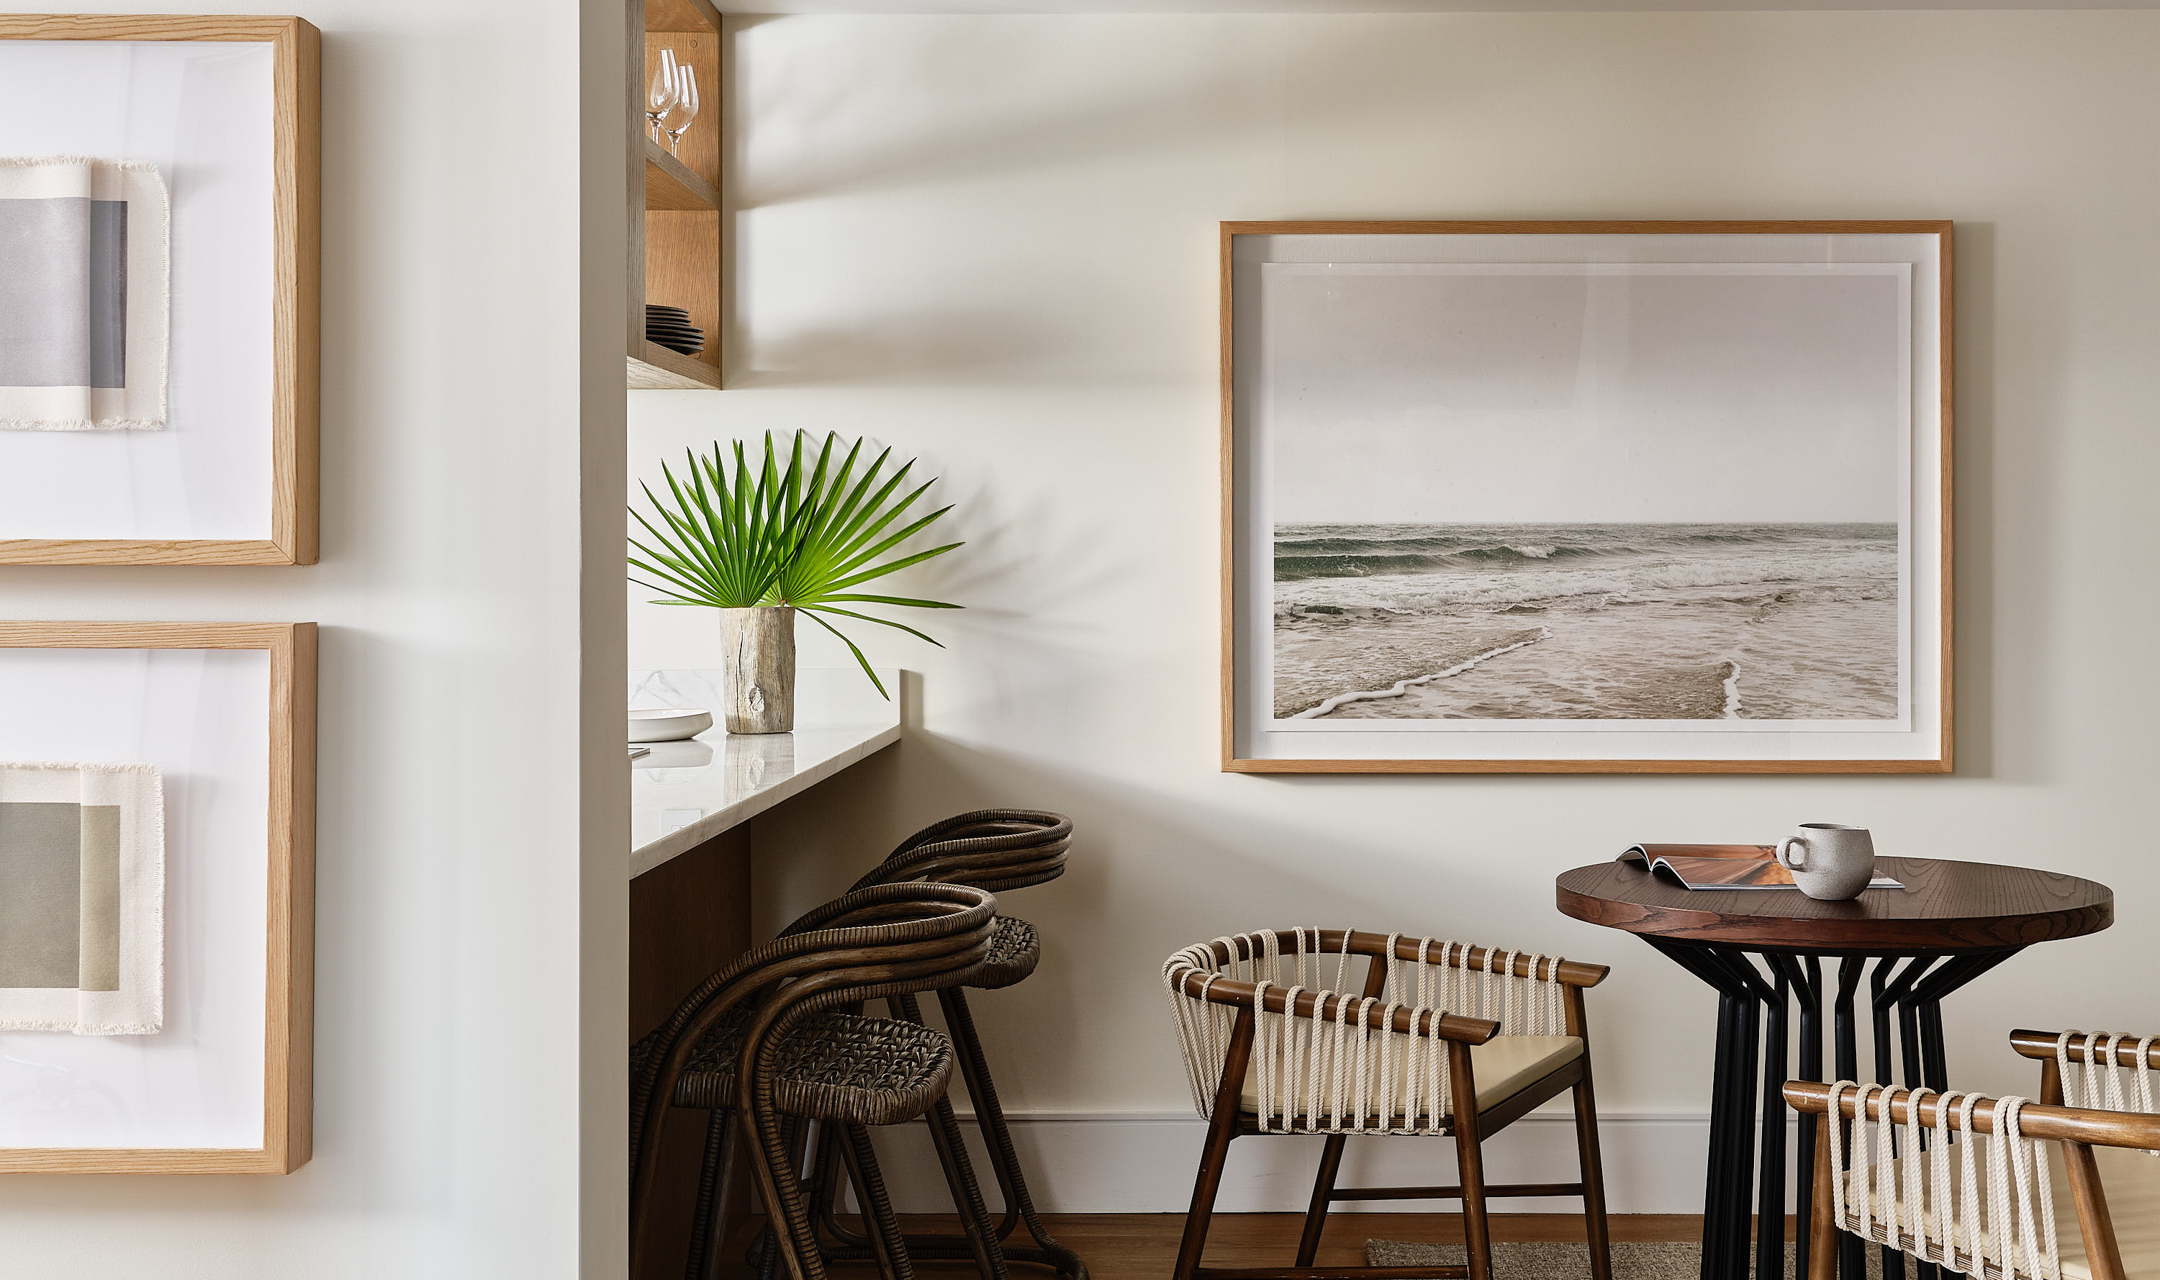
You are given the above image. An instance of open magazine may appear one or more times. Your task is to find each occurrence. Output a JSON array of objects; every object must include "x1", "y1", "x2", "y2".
[{"x1": 1618, "y1": 844, "x2": 1903, "y2": 892}]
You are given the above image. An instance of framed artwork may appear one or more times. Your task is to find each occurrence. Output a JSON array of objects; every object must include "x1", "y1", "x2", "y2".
[
  {"x1": 0, "y1": 622, "x2": 315, "y2": 1174},
  {"x1": 0, "y1": 15, "x2": 320, "y2": 565},
  {"x1": 1222, "y1": 221, "x2": 1952, "y2": 774}
]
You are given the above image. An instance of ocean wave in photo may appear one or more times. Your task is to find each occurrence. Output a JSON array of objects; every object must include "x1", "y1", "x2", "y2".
[{"x1": 1272, "y1": 522, "x2": 1899, "y2": 721}]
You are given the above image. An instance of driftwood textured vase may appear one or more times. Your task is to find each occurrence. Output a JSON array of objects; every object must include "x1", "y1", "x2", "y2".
[{"x1": 720, "y1": 606, "x2": 796, "y2": 733}]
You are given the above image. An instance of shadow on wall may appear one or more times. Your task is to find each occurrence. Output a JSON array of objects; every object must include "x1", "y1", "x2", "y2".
[
  {"x1": 729, "y1": 16, "x2": 1334, "y2": 212},
  {"x1": 745, "y1": 705, "x2": 1594, "y2": 1112},
  {"x1": 716, "y1": 16, "x2": 1491, "y2": 389}
]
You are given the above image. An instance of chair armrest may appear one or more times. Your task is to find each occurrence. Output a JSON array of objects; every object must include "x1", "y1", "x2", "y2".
[{"x1": 1783, "y1": 1080, "x2": 2160, "y2": 1152}]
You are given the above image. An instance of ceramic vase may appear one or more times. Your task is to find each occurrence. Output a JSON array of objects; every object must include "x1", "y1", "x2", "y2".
[{"x1": 719, "y1": 606, "x2": 796, "y2": 733}]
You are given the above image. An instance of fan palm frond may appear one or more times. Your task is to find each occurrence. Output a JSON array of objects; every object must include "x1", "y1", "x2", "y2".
[{"x1": 629, "y1": 432, "x2": 962, "y2": 697}]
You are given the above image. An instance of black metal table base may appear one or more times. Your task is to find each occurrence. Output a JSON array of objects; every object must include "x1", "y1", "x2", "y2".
[{"x1": 1640, "y1": 940, "x2": 2020, "y2": 1280}]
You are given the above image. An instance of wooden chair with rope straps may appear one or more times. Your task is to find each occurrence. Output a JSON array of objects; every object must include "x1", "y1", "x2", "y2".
[
  {"x1": 1162, "y1": 929, "x2": 1614, "y2": 1280},
  {"x1": 1785, "y1": 1025, "x2": 2160, "y2": 1280}
]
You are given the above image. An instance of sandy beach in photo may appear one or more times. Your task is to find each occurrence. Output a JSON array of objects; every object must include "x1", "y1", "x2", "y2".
[{"x1": 1272, "y1": 522, "x2": 1899, "y2": 721}]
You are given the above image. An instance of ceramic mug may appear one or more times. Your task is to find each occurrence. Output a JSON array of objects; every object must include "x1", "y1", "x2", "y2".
[{"x1": 1776, "y1": 824, "x2": 1876, "y2": 901}]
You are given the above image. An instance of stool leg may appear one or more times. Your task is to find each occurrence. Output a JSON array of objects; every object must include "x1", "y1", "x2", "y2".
[
  {"x1": 748, "y1": 1115, "x2": 811, "y2": 1280},
  {"x1": 838, "y1": 1123, "x2": 915, "y2": 1280},
  {"x1": 809, "y1": 1122, "x2": 875, "y2": 1252},
  {"x1": 939, "y1": 987, "x2": 1088, "y2": 1280},
  {"x1": 925, "y1": 1095, "x2": 1011, "y2": 1280},
  {"x1": 744, "y1": 1108, "x2": 824, "y2": 1280},
  {"x1": 685, "y1": 1108, "x2": 734, "y2": 1280}
]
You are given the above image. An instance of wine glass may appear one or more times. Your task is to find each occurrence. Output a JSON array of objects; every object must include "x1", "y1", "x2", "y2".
[
  {"x1": 662, "y1": 63, "x2": 699, "y2": 157},
  {"x1": 646, "y1": 49, "x2": 680, "y2": 144}
]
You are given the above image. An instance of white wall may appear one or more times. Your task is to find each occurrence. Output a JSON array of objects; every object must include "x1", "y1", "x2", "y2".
[
  {"x1": 627, "y1": 10, "x2": 2160, "y2": 1215},
  {"x1": 0, "y1": 1, "x2": 622, "y2": 1276}
]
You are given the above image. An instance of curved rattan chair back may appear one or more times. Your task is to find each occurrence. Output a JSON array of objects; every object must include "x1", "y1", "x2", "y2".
[
  {"x1": 850, "y1": 808, "x2": 1072, "y2": 895},
  {"x1": 629, "y1": 882, "x2": 996, "y2": 1224}
]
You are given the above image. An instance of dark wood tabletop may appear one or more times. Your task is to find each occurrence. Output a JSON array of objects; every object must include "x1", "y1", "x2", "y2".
[{"x1": 1555, "y1": 856, "x2": 2113, "y2": 954}]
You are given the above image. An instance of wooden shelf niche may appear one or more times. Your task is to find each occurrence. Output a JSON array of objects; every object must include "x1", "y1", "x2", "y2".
[{"x1": 630, "y1": 0, "x2": 722, "y2": 391}]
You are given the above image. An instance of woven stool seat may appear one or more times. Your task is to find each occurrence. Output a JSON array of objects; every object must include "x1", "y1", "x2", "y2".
[
  {"x1": 969, "y1": 915, "x2": 1040, "y2": 991},
  {"x1": 636, "y1": 1007, "x2": 954, "y2": 1127}
]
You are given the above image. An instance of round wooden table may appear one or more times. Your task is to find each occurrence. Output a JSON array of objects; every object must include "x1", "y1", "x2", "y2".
[{"x1": 1555, "y1": 857, "x2": 2112, "y2": 1280}]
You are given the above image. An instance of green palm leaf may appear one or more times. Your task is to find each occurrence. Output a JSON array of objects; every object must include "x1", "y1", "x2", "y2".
[{"x1": 628, "y1": 431, "x2": 964, "y2": 698}]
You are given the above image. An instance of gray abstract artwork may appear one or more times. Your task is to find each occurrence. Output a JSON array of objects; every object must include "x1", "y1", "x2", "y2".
[
  {"x1": 0, "y1": 803, "x2": 123, "y2": 990},
  {"x1": 0, "y1": 159, "x2": 168, "y2": 430},
  {"x1": 0, "y1": 764, "x2": 163, "y2": 1035}
]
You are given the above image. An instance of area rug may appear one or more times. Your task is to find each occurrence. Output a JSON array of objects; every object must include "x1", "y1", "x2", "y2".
[{"x1": 1366, "y1": 1239, "x2": 1839, "y2": 1280}]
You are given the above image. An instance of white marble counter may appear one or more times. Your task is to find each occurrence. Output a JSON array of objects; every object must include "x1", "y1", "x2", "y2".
[{"x1": 628, "y1": 668, "x2": 903, "y2": 878}]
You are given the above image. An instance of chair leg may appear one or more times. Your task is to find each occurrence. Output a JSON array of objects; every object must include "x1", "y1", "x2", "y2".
[
  {"x1": 1447, "y1": 1041, "x2": 1493, "y2": 1280},
  {"x1": 938, "y1": 987, "x2": 1089, "y2": 1279},
  {"x1": 1571, "y1": 1077, "x2": 1613, "y2": 1280},
  {"x1": 925, "y1": 1095, "x2": 1012, "y2": 1280},
  {"x1": 685, "y1": 1108, "x2": 734, "y2": 1280},
  {"x1": 837, "y1": 1123, "x2": 915, "y2": 1280},
  {"x1": 1562, "y1": 983, "x2": 1614, "y2": 1280},
  {"x1": 1295, "y1": 1135, "x2": 1348, "y2": 1268},
  {"x1": 1808, "y1": 1128, "x2": 1838, "y2": 1280},
  {"x1": 1173, "y1": 1007, "x2": 1255, "y2": 1280}
]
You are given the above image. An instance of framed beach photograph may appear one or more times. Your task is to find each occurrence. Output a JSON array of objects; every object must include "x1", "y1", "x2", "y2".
[
  {"x1": 0, "y1": 622, "x2": 316, "y2": 1173},
  {"x1": 0, "y1": 15, "x2": 319, "y2": 565},
  {"x1": 1221, "y1": 221, "x2": 1952, "y2": 774}
]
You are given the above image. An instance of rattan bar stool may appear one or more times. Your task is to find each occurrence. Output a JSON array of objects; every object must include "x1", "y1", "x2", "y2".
[
  {"x1": 800, "y1": 810, "x2": 1085, "y2": 1280},
  {"x1": 630, "y1": 882, "x2": 1011, "y2": 1280},
  {"x1": 1162, "y1": 929, "x2": 1614, "y2": 1280}
]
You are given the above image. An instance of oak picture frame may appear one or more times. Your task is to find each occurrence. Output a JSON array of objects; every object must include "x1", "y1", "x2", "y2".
[
  {"x1": 0, "y1": 15, "x2": 320, "y2": 566},
  {"x1": 0, "y1": 621, "x2": 316, "y2": 1174},
  {"x1": 1221, "y1": 220, "x2": 1954, "y2": 775}
]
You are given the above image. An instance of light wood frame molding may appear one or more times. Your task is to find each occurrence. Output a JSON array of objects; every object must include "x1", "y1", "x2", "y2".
[
  {"x1": 0, "y1": 15, "x2": 320, "y2": 566},
  {"x1": 0, "y1": 621, "x2": 316, "y2": 1174},
  {"x1": 1220, "y1": 220, "x2": 1954, "y2": 775}
]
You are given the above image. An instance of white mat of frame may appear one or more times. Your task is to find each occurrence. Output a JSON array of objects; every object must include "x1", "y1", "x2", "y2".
[
  {"x1": 0, "y1": 157, "x2": 169, "y2": 430},
  {"x1": 0, "y1": 763, "x2": 163, "y2": 1034}
]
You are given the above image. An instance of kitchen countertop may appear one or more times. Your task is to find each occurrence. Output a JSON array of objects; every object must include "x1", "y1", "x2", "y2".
[{"x1": 628, "y1": 667, "x2": 903, "y2": 878}]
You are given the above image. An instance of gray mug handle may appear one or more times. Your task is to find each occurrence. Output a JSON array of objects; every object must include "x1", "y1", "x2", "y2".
[{"x1": 1776, "y1": 835, "x2": 1811, "y2": 871}]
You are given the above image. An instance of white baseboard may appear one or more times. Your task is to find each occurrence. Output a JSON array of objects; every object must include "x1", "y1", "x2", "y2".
[{"x1": 858, "y1": 1111, "x2": 1793, "y2": 1216}]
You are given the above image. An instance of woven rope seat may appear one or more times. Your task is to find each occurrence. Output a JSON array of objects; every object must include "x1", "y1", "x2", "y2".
[
  {"x1": 971, "y1": 915, "x2": 1040, "y2": 991},
  {"x1": 634, "y1": 1004, "x2": 955, "y2": 1128}
]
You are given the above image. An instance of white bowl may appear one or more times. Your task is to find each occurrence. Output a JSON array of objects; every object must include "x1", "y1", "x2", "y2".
[{"x1": 628, "y1": 707, "x2": 713, "y2": 743}]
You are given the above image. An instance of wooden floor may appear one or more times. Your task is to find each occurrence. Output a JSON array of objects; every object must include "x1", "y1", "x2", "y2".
[{"x1": 721, "y1": 1213, "x2": 1706, "y2": 1280}]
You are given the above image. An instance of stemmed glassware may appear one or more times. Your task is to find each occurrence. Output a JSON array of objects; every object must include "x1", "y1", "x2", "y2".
[
  {"x1": 661, "y1": 63, "x2": 699, "y2": 157},
  {"x1": 645, "y1": 48, "x2": 680, "y2": 144}
]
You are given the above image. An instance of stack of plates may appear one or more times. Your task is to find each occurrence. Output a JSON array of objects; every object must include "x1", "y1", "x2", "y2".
[{"x1": 645, "y1": 304, "x2": 705, "y2": 356}]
